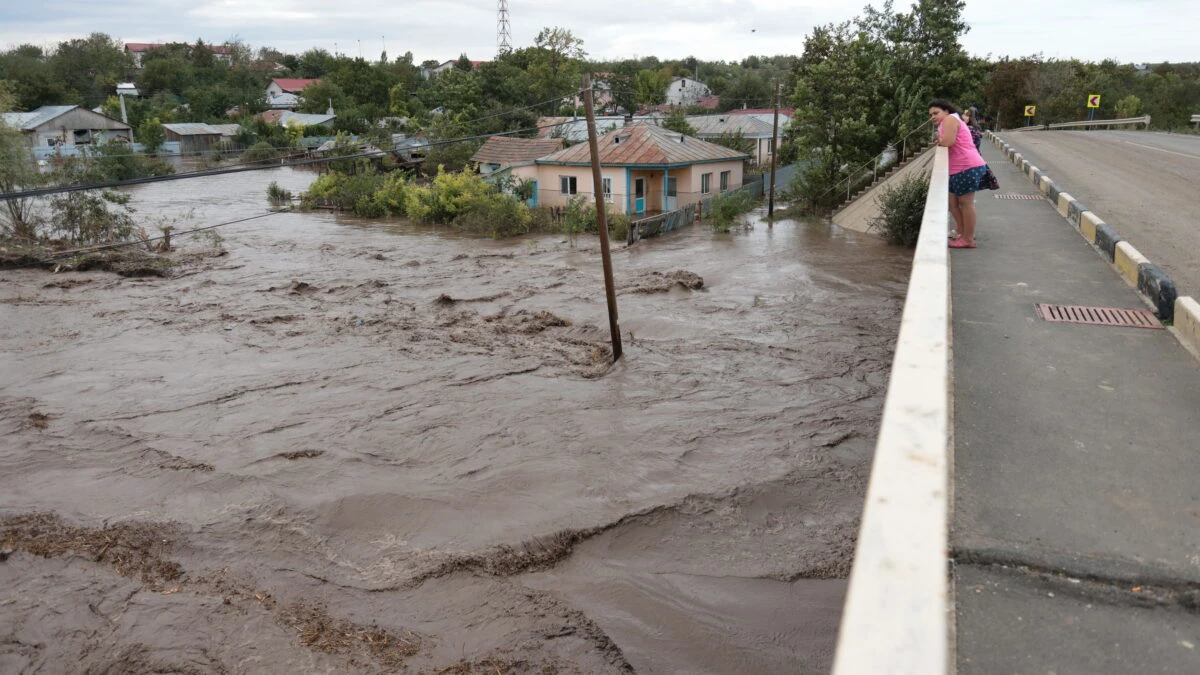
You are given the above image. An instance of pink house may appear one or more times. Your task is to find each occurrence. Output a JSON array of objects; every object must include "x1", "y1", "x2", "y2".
[{"x1": 511, "y1": 123, "x2": 749, "y2": 216}]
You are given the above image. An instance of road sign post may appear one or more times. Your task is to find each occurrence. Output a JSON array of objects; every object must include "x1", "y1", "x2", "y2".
[
  {"x1": 1087, "y1": 94, "x2": 1100, "y2": 122},
  {"x1": 1024, "y1": 105, "x2": 1036, "y2": 127}
]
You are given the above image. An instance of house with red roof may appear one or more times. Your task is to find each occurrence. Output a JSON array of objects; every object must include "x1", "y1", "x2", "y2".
[
  {"x1": 509, "y1": 122, "x2": 748, "y2": 215},
  {"x1": 267, "y1": 78, "x2": 320, "y2": 98}
]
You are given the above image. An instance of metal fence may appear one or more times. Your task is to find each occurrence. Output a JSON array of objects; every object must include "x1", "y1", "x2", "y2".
[{"x1": 626, "y1": 178, "x2": 767, "y2": 245}]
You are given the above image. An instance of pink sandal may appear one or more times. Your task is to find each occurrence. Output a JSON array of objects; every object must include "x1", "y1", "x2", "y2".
[{"x1": 948, "y1": 239, "x2": 977, "y2": 249}]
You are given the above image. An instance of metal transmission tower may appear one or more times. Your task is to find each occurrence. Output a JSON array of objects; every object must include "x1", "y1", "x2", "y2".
[{"x1": 497, "y1": 0, "x2": 512, "y2": 55}]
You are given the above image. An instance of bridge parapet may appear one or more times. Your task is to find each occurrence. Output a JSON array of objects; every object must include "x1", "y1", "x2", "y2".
[{"x1": 832, "y1": 147, "x2": 951, "y2": 675}]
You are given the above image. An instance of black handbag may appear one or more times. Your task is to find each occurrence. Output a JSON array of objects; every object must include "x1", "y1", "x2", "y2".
[{"x1": 981, "y1": 166, "x2": 999, "y2": 190}]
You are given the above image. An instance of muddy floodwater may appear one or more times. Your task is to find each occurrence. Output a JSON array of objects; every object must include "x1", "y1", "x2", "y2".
[{"x1": 0, "y1": 167, "x2": 911, "y2": 674}]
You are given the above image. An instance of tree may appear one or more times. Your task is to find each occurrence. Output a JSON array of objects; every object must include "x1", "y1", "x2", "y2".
[
  {"x1": 0, "y1": 81, "x2": 42, "y2": 240},
  {"x1": 662, "y1": 107, "x2": 696, "y2": 136},
  {"x1": 137, "y1": 117, "x2": 166, "y2": 154},
  {"x1": 297, "y1": 80, "x2": 349, "y2": 114},
  {"x1": 528, "y1": 27, "x2": 586, "y2": 102},
  {"x1": 48, "y1": 33, "x2": 131, "y2": 107},
  {"x1": 635, "y1": 69, "x2": 670, "y2": 105}
]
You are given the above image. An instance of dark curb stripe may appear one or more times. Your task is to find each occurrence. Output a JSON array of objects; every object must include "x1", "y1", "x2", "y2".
[
  {"x1": 1067, "y1": 200, "x2": 1088, "y2": 228},
  {"x1": 1094, "y1": 223, "x2": 1124, "y2": 262},
  {"x1": 1047, "y1": 183, "x2": 1061, "y2": 203},
  {"x1": 1137, "y1": 264, "x2": 1179, "y2": 320}
]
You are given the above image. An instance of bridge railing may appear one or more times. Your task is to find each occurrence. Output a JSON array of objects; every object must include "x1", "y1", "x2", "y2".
[
  {"x1": 1006, "y1": 114, "x2": 1152, "y2": 132},
  {"x1": 832, "y1": 146, "x2": 952, "y2": 675}
]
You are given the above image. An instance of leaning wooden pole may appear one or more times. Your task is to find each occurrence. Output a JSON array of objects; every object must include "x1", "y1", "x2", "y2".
[
  {"x1": 581, "y1": 73, "x2": 623, "y2": 362},
  {"x1": 768, "y1": 81, "x2": 781, "y2": 218}
]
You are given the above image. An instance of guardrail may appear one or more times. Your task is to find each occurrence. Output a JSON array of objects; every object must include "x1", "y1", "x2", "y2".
[
  {"x1": 1191, "y1": 114, "x2": 1200, "y2": 129},
  {"x1": 832, "y1": 146, "x2": 951, "y2": 675},
  {"x1": 1006, "y1": 115, "x2": 1152, "y2": 132}
]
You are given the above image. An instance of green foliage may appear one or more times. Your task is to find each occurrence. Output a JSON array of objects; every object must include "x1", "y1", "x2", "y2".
[
  {"x1": 243, "y1": 141, "x2": 280, "y2": 164},
  {"x1": 709, "y1": 130, "x2": 755, "y2": 156},
  {"x1": 451, "y1": 190, "x2": 532, "y2": 237},
  {"x1": 635, "y1": 69, "x2": 671, "y2": 105},
  {"x1": 302, "y1": 170, "x2": 408, "y2": 218},
  {"x1": 709, "y1": 189, "x2": 756, "y2": 232},
  {"x1": 661, "y1": 108, "x2": 696, "y2": 136},
  {"x1": 419, "y1": 113, "x2": 479, "y2": 173},
  {"x1": 551, "y1": 195, "x2": 629, "y2": 243},
  {"x1": 405, "y1": 167, "x2": 497, "y2": 223},
  {"x1": 266, "y1": 181, "x2": 292, "y2": 206},
  {"x1": 869, "y1": 173, "x2": 929, "y2": 247},
  {"x1": 1115, "y1": 94, "x2": 1142, "y2": 118},
  {"x1": 49, "y1": 188, "x2": 136, "y2": 244},
  {"x1": 136, "y1": 117, "x2": 166, "y2": 154},
  {"x1": 0, "y1": 82, "x2": 43, "y2": 240}
]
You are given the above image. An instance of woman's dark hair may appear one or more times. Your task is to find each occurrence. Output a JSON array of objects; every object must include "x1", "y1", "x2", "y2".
[
  {"x1": 963, "y1": 106, "x2": 981, "y2": 130},
  {"x1": 928, "y1": 99, "x2": 961, "y2": 115}
]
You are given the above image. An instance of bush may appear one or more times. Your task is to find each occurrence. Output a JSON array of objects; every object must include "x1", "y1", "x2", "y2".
[
  {"x1": 710, "y1": 189, "x2": 757, "y2": 232},
  {"x1": 267, "y1": 181, "x2": 292, "y2": 207},
  {"x1": 869, "y1": 173, "x2": 929, "y2": 247},
  {"x1": 243, "y1": 141, "x2": 280, "y2": 165},
  {"x1": 452, "y1": 191, "x2": 531, "y2": 238},
  {"x1": 405, "y1": 168, "x2": 496, "y2": 224}
]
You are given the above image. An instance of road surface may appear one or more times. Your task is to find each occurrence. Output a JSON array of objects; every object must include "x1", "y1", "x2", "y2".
[{"x1": 997, "y1": 130, "x2": 1200, "y2": 298}]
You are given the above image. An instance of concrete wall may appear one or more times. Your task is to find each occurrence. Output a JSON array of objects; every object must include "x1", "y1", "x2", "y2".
[{"x1": 832, "y1": 148, "x2": 936, "y2": 234}]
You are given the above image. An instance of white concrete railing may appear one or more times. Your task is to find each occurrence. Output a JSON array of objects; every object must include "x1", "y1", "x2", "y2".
[
  {"x1": 1191, "y1": 114, "x2": 1200, "y2": 129},
  {"x1": 1006, "y1": 114, "x2": 1151, "y2": 132},
  {"x1": 832, "y1": 146, "x2": 951, "y2": 675}
]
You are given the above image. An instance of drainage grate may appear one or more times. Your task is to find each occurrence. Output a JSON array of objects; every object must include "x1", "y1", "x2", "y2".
[
  {"x1": 1035, "y1": 303, "x2": 1164, "y2": 329},
  {"x1": 994, "y1": 193, "x2": 1045, "y2": 200}
]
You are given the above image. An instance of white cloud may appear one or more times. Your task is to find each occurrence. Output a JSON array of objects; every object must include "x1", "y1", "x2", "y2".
[{"x1": 0, "y1": 0, "x2": 1196, "y2": 64}]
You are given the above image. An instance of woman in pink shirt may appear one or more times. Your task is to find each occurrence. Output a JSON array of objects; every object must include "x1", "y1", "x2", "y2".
[{"x1": 929, "y1": 99, "x2": 987, "y2": 249}]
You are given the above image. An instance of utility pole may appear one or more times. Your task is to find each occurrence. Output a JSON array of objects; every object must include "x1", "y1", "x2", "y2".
[
  {"x1": 768, "y1": 80, "x2": 781, "y2": 219},
  {"x1": 582, "y1": 73, "x2": 623, "y2": 362}
]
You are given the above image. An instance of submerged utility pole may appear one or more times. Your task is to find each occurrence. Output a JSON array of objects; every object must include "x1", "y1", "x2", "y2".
[
  {"x1": 581, "y1": 73, "x2": 623, "y2": 362},
  {"x1": 768, "y1": 80, "x2": 781, "y2": 218}
]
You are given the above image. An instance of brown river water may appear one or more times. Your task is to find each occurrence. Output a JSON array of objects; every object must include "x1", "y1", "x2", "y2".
[{"x1": 0, "y1": 167, "x2": 911, "y2": 674}]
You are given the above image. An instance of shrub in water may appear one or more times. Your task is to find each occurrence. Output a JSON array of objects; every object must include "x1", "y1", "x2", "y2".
[
  {"x1": 869, "y1": 173, "x2": 929, "y2": 247},
  {"x1": 710, "y1": 190, "x2": 756, "y2": 232}
]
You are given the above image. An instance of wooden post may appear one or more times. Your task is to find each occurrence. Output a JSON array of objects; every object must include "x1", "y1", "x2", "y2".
[
  {"x1": 768, "y1": 81, "x2": 781, "y2": 219},
  {"x1": 582, "y1": 73, "x2": 623, "y2": 362}
]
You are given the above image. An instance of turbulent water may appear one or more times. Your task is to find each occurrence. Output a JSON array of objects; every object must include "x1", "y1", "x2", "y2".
[{"x1": 0, "y1": 167, "x2": 911, "y2": 674}]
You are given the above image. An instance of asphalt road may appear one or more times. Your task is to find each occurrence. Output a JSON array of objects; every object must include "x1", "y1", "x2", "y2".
[{"x1": 996, "y1": 130, "x2": 1200, "y2": 299}]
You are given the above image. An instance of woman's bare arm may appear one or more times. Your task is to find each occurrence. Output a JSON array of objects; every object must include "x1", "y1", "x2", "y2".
[{"x1": 938, "y1": 116, "x2": 959, "y2": 147}]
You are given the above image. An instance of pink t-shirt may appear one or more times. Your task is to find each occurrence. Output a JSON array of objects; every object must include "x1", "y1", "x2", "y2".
[{"x1": 939, "y1": 114, "x2": 986, "y2": 174}]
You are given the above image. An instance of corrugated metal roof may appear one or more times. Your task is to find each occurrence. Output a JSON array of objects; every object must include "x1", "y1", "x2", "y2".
[
  {"x1": 207, "y1": 124, "x2": 241, "y2": 136},
  {"x1": 537, "y1": 122, "x2": 749, "y2": 167},
  {"x1": 535, "y1": 115, "x2": 663, "y2": 143},
  {"x1": 1, "y1": 105, "x2": 77, "y2": 130},
  {"x1": 686, "y1": 114, "x2": 777, "y2": 138},
  {"x1": 471, "y1": 136, "x2": 564, "y2": 165},
  {"x1": 163, "y1": 122, "x2": 223, "y2": 136},
  {"x1": 278, "y1": 111, "x2": 335, "y2": 127}
]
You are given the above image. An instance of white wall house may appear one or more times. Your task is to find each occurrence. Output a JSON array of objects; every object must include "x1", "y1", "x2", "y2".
[{"x1": 665, "y1": 77, "x2": 713, "y2": 107}]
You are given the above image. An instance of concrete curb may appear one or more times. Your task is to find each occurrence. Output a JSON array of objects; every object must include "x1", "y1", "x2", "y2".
[
  {"x1": 1174, "y1": 297, "x2": 1200, "y2": 359},
  {"x1": 987, "y1": 131, "x2": 1192, "y2": 328}
]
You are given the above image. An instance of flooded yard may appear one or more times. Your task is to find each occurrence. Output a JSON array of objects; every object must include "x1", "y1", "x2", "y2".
[{"x1": 0, "y1": 167, "x2": 911, "y2": 673}]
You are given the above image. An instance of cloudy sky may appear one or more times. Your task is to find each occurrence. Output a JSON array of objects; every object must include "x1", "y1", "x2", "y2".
[{"x1": 1, "y1": 0, "x2": 1195, "y2": 64}]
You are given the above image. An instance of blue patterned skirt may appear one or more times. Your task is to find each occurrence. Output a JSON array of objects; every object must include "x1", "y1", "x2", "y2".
[{"x1": 949, "y1": 165, "x2": 988, "y2": 196}]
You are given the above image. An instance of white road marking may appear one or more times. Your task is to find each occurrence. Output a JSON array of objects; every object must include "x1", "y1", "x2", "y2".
[{"x1": 1118, "y1": 139, "x2": 1200, "y2": 161}]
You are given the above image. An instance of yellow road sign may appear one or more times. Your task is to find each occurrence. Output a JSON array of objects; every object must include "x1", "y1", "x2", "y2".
[
  {"x1": 1087, "y1": 94, "x2": 1101, "y2": 108},
  {"x1": 1024, "y1": 105, "x2": 1036, "y2": 117}
]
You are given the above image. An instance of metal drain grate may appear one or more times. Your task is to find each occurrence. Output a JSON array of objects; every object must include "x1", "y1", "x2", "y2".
[
  {"x1": 1035, "y1": 303, "x2": 1164, "y2": 329},
  {"x1": 994, "y1": 193, "x2": 1045, "y2": 200}
]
